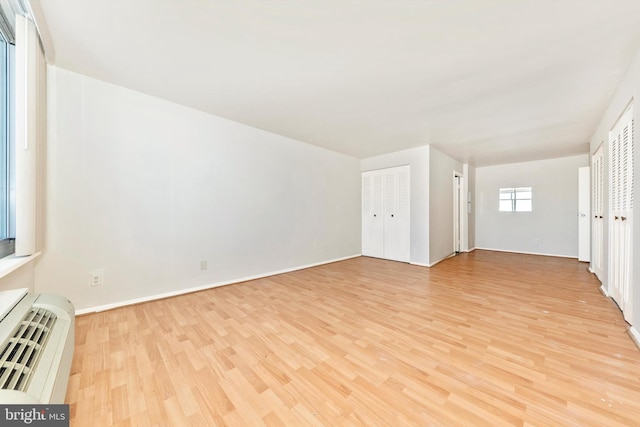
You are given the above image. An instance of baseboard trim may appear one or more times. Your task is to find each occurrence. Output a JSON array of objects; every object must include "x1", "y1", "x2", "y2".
[
  {"x1": 474, "y1": 247, "x2": 576, "y2": 259},
  {"x1": 429, "y1": 253, "x2": 456, "y2": 267},
  {"x1": 411, "y1": 251, "x2": 472, "y2": 268},
  {"x1": 628, "y1": 327, "x2": 640, "y2": 350},
  {"x1": 411, "y1": 254, "x2": 456, "y2": 268},
  {"x1": 599, "y1": 285, "x2": 610, "y2": 297},
  {"x1": 75, "y1": 254, "x2": 361, "y2": 315},
  {"x1": 409, "y1": 261, "x2": 429, "y2": 268}
]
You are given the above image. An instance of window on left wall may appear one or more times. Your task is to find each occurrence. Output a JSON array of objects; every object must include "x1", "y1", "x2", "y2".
[{"x1": 0, "y1": 33, "x2": 15, "y2": 258}]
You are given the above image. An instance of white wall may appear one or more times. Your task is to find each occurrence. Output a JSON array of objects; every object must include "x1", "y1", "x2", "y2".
[
  {"x1": 475, "y1": 154, "x2": 589, "y2": 257},
  {"x1": 361, "y1": 146, "x2": 430, "y2": 266},
  {"x1": 0, "y1": 262, "x2": 34, "y2": 292},
  {"x1": 36, "y1": 66, "x2": 361, "y2": 312},
  {"x1": 589, "y1": 44, "x2": 640, "y2": 330},
  {"x1": 361, "y1": 145, "x2": 465, "y2": 267},
  {"x1": 429, "y1": 146, "x2": 463, "y2": 265}
]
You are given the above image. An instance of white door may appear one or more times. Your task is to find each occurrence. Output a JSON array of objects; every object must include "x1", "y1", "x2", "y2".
[
  {"x1": 362, "y1": 172, "x2": 384, "y2": 258},
  {"x1": 383, "y1": 166, "x2": 410, "y2": 262},
  {"x1": 578, "y1": 167, "x2": 591, "y2": 262},
  {"x1": 453, "y1": 173, "x2": 462, "y2": 254},
  {"x1": 361, "y1": 165, "x2": 410, "y2": 262},
  {"x1": 608, "y1": 105, "x2": 633, "y2": 322},
  {"x1": 591, "y1": 145, "x2": 604, "y2": 280}
]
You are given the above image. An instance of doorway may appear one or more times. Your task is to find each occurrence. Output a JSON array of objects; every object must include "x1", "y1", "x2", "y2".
[{"x1": 453, "y1": 172, "x2": 463, "y2": 255}]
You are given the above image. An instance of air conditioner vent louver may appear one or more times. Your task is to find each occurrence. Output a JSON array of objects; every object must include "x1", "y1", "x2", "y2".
[{"x1": 0, "y1": 308, "x2": 57, "y2": 392}]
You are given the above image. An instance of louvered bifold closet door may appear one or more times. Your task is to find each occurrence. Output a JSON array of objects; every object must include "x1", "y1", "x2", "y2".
[
  {"x1": 361, "y1": 165, "x2": 410, "y2": 263},
  {"x1": 383, "y1": 165, "x2": 410, "y2": 262},
  {"x1": 362, "y1": 172, "x2": 384, "y2": 258},
  {"x1": 609, "y1": 106, "x2": 634, "y2": 322},
  {"x1": 592, "y1": 146, "x2": 604, "y2": 281}
]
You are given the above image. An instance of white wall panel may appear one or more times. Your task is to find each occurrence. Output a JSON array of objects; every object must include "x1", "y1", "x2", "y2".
[
  {"x1": 36, "y1": 66, "x2": 361, "y2": 311},
  {"x1": 475, "y1": 155, "x2": 588, "y2": 257},
  {"x1": 428, "y1": 147, "x2": 463, "y2": 265}
]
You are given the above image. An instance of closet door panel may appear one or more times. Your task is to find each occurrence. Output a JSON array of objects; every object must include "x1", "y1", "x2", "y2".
[
  {"x1": 591, "y1": 147, "x2": 604, "y2": 280},
  {"x1": 362, "y1": 172, "x2": 384, "y2": 258},
  {"x1": 383, "y1": 166, "x2": 410, "y2": 262},
  {"x1": 608, "y1": 107, "x2": 633, "y2": 322},
  {"x1": 361, "y1": 165, "x2": 410, "y2": 263}
]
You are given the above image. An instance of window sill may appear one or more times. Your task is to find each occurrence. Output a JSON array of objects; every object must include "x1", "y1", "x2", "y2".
[{"x1": 0, "y1": 252, "x2": 41, "y2": 280}]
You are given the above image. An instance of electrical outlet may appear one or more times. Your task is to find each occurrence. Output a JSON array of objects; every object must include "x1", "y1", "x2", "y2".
[
  {"x1": 89, "y1": 269, "x2": 104, "y2": 287},
  {"x1": 200, "y1": 260, "x2": 208, "y2": 271}
]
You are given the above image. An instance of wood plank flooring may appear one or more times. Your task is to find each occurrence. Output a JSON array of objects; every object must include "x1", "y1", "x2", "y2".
[{"x1": 66, "y1": 251, "x2": 640, "y2": 426}]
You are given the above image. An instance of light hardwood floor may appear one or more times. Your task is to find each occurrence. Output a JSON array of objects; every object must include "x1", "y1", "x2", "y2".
[{"x1": 66, "y1": 251, "x2": 640, "y2": 426}]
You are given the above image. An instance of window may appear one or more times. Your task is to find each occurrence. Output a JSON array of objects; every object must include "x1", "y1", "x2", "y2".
[
  {"x1": 499, "y1": 187, "x2": 532, "y2": 212},
  {"x1": 1, "y1": 30, "x2": 15, "y2": 258}
]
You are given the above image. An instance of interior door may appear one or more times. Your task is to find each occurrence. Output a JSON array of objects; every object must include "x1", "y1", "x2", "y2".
[
  {"x1": 578, "y1": 167, "x2": 591, "y2": 262},
  {"x1": 362, "y1": 172, "x2": 384, "y2": 258},
  {"x1": 383, "y1": 165, "x2": 410, "y2": 262},
  {"x1": 608, "y1": 105, "x2": 633, "y2": 322},
  {"x1": 591, "y1": 145, "x2": 604, "y2": 280}
]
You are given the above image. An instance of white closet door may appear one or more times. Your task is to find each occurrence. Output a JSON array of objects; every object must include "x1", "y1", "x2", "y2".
[
  {"x1": 361, "y1": 165, "x2": 410, "y2": 262},
  {"x1": 362, "y1": 172, "x2": 384, "y2": 258},
  {"x1": 383, "y1": 165, "x2": 410, "y2": 262},
  {"x1": 609, "y1": 106, "x2": 633, "y2": 322},
  {"x1": 591, "y1": 145, "x2": 604, "y2": 280}
]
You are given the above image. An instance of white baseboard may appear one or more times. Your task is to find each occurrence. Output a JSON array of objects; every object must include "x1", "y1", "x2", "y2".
[
  {"x1": 628, "y1": 326, "x2": 640, "y2": 350},
  {"x1": 473, "y1": 247, "x2": 576, "y2": 259},
  {"x1": 599, "y1": 285, "x2": 610, "y2": 297},
  {"x1": 466, "y1": 247, "x2": 476, "y2": 253},
  {"x1": 400, "y1": 252, "x2": 463, "y2": 268},
  {"x1": 409, "y1": 261, "x2": 430, "y2": 268},
  {"x1": 75, "y1": 254, "x2": 361, "y2": 315},
  {"x1": 411, "y1": 251, "x2": 473, "y2": 268},
  {"x1": 433, "y1": 252, "x2": 458, "y2": 267}
]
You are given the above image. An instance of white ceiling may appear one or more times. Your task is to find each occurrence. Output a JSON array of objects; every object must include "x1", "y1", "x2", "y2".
[{"x1": 36, "y1": 1, "x2": 640, "y2": 165}]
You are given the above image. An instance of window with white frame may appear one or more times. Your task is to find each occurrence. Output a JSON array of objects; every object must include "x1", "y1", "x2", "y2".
[
  {"x1": 0, "y1": 32, "x2": 15, "y2": 258},
  {"x1": 499, "y1": 187, "x2": 532, "y2": 212}
]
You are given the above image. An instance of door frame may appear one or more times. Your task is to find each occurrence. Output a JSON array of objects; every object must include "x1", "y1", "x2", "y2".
[{"x1": 453, "y1": 171, "x2": 464, "y2": 255}]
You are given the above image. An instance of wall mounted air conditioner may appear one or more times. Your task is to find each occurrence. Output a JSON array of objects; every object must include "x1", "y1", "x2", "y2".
[{"x1": 0, "y1": 289, "x2": 75, "y2": 404}]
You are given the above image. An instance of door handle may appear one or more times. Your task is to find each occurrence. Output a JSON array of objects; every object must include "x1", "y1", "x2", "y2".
[
  {"x1": 615, "y1": 216, "x2": 619, "y2": 220},
  {"x1": 621, "y1": 216, "x2": 627, "y2": 221}
]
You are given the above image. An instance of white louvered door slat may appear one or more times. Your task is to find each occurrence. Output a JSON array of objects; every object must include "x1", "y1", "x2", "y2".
[
  {"x1": 609, "y1": 106, "x2": 634, "y2": 323},
  {"x1": 591, "y1": 146, "x2": 604, "y2": 281}
]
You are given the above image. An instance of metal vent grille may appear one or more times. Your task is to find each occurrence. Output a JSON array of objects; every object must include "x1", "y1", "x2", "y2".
[{"x1": 0, "y1": 308, "x2": 57, "y2": 391}]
